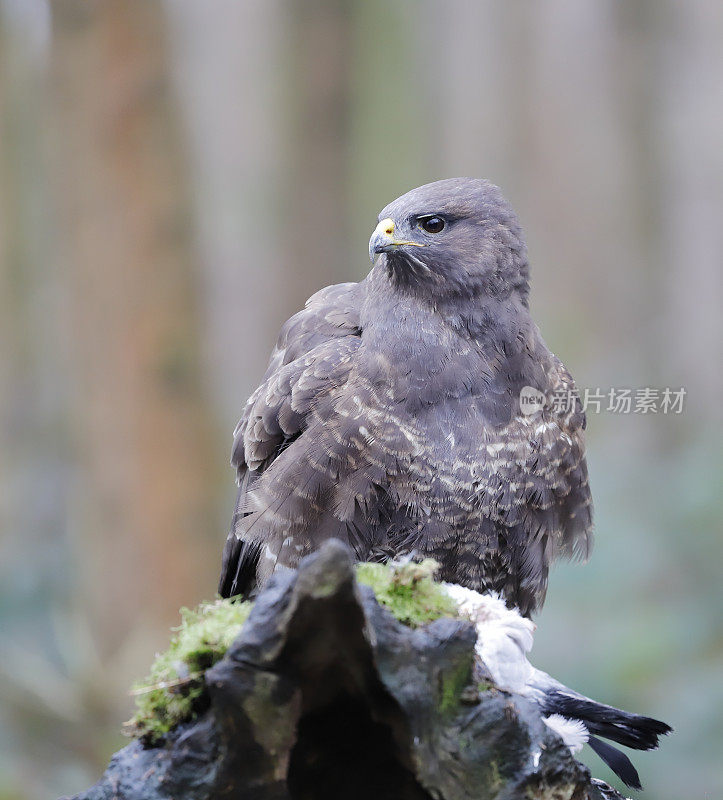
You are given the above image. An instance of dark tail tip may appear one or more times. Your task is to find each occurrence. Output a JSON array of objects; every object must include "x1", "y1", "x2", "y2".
[
  {"x1": 543, "y1": 690, "x2": 672, "y2": 750},
  {"x1": 218, "y1": 536, "x2": 261, "y2": 599},
  {"x1": 588, "y1": 735, "x2": 642, "y2": 791}
]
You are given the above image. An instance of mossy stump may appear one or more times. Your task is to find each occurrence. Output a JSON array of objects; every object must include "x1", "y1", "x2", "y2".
[{"x1": 63, "y1": 541, "x2": 628, "y2": 800}]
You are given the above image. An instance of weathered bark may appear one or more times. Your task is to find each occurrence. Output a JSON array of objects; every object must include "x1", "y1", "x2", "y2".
[{"x1": 64, "y1": 541, "x2": 627, "y2": 800}]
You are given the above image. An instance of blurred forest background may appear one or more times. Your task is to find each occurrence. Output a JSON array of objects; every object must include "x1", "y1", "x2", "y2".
[{"x1": 0, "y1": 1, "x2": 721, "y2": 798}]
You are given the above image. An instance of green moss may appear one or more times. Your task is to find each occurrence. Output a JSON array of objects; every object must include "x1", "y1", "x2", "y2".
[
  {"x1": 485, "y1": 760, "x2": 503, "y2": 795},
  {"x1": 438, "y1": 651, "x2": 475, "y2": 715},
  {"x1": 356, "y1": 559, "x2": 458, "y2": 627},
  {"x1": 125, "y1": 558, "x2": 465, "y2": 742},
  {"x1": 124, "y1": 598, "x2": 251, "y2": 742}
]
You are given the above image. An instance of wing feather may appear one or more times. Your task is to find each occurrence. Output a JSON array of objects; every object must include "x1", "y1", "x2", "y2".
[{"x1": 219, "y1": 282, "x2": 362, "y2": 597}]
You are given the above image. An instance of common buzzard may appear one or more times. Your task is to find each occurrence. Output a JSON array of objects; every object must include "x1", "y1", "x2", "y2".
[{"x1": 219, "y1": 178, "x2": 593, "y2": 615}]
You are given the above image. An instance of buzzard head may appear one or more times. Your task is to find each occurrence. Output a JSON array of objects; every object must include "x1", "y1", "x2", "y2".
[{"x1": 368, "y1": 178, "x2": 530, "y2": 306}]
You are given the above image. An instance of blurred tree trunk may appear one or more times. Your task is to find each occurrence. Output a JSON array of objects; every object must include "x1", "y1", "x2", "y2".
[
  {"x1": 658, "y1": 2, "x2": 723, "y2": 426},
  {"x1": 49, "y1": 0, "x2": 217, "y2": 656},
  {"x1": 347, "y1": 0, "x2": 428, "y2": 270},
  {"x1": 284, "y1": 0, "x2": 354, "y2": 299},
  {"x1": 163, "y1": 0, "x2": 288, "y2": 433},
  {"x1": 0, "y1": 0, "x2": 70, "y2": 628}
]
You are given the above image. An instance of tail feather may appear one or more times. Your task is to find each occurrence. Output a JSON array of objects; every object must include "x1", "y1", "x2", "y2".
[
  {"x1": 588, "y1": 735, "x2": 642, "y2": 791},
  {"x1": 543, "y1": 690, "x2": 672, "y2": 750},
  {"x1": 541, "y1": 688, "x2": 672, "y2": 790},
  {"x1": 218, "y1": 535, "x2": 262, "y2": 599},
  {"x1": 219, "y1": 468, "x2": 263, "y2": 599}
]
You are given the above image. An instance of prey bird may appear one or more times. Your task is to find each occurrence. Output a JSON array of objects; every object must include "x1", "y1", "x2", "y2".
[
  {"x1": 445, "y1": 584, "x2": 672, "y2": 790},
  {"x1": 219, "y1": 178, "x2": 593, "y2": 616}
]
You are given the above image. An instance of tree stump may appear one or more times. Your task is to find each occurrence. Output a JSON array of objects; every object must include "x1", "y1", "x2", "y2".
[{"x1": 63, "y1": 541, "x2": 628, "y2": 800}]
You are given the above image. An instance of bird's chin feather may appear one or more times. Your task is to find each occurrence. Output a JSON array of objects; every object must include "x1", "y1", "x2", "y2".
[{"x1": 385, "y1": 249, "x2": 435, "y2": 288}]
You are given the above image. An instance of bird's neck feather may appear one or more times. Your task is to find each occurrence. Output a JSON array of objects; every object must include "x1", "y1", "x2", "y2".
[{"x1": 363, "y1": 262, "x2": 533, "y2": 354}]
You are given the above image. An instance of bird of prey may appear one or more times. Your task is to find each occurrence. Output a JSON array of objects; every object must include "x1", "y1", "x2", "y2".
[
  {"x1": 444, "y1": 584, "x2": 672, "y2": 790},
  {"x1": 219, "y1": 178, "x2": 593, "y2": 615}
]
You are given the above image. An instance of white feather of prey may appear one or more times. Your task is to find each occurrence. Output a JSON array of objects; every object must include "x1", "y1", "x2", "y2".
[
  {"x1": 442, "y1": 583, "x2": 588, "y2": 754},
  {"x1": 542, "y1": 715, "x2": 589, "y2": 754}
]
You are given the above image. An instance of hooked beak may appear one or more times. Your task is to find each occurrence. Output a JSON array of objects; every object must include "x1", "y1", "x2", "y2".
[{"x1": 368, "y1": 217, "x2": 426, "y2": 262}]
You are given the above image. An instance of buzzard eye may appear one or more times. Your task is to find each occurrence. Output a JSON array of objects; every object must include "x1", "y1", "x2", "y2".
[{"x1": 419, "y1": 216, "x2": 445, "y2": 234}]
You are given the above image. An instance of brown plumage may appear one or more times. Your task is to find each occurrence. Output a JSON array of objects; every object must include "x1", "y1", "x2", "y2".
[{"x1": 219, "y1": 178, "x2": 593, "y2": 615}]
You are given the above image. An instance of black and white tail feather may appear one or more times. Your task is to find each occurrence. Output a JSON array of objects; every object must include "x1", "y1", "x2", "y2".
[
  {"x1": 445, "y1": 585, "x2": 672, "y2": 791},
  {"x1": 541, "y1": 690, "x2": 671, "y2": 790}
]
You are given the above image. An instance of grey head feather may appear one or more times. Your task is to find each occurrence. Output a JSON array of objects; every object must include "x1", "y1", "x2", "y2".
[{"x1": 377, "y1": 178, "x2": 531, "y2": 308}]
